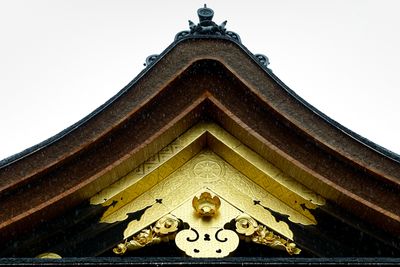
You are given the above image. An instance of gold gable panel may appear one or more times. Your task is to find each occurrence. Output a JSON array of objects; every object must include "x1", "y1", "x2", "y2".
[{"x1": 89, "y1": 121, "x2": 325, "y2": 256}]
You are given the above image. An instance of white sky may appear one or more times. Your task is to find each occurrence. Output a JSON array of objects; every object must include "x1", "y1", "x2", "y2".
[{"x1": 0, "y1": 0, "x2": 399, "y2": 161}]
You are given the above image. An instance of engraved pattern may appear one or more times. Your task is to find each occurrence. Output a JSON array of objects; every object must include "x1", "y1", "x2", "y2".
[
  {"x1": 175, "y1": 227, "x2": 239, "y2": 258},
  {"x1": 102, "y1": 150, "x2": 310, "y2": 240},
  {"x1": 90, "y1": 138, "x2": 186, "y2": 205},
  {"x1": 193, "y1": 160, "x2": 222, "y2": 182},
  {"x1": 213, "y1": 157, "x2": 315, "y2": 230},
  {"x1": 94, "y1": 122, "x2": 325, "y2": 243}
]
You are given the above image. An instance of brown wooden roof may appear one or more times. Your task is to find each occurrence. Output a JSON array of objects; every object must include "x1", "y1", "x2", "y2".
[{"x1": 0, "y1": 9, "x2": 399, "y2": 261}]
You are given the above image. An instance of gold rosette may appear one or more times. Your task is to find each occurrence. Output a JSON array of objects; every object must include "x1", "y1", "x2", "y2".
[
  {"x1": 235, "y1": 213, "x2": 301, "y2": 255},
  {"x1": 154, "y1": 214, "x2": 180, "y2": 235},
  {"x1": 113, "y1": 243, "x2": 128, "y2": 255},
  {"x1": 192, "y1": 192, "x2": 221, "y2": 217},
  {"x1": 235, "y1": 214, "x2": 258, "y2": 236}
]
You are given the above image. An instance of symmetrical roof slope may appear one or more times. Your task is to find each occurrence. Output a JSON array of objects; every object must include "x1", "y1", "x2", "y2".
[{"x1": 0, "y1": 5, "x2": 399, "y2": 263}]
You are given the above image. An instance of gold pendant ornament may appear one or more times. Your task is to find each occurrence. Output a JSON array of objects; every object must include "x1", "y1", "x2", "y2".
[
  {"x1": 175, "y1": 227, "x2": 239, "y2": 258},
  {"x1": 98, "y1": 122, "x2": 322, "y2": 257},
  {"x1": 174, "y1": 191, "x2": 238, "y2": 258},
  {"x1": 112, "y1": 191, "x2": 301, "y2": 257},
  {"x1": 192, "y1": 191, "x2": 221, "y2": 217}
]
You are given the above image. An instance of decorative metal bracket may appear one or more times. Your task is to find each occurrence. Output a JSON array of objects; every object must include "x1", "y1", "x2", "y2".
[
  {"x1": 112, "y1": 192, "x2": 301, "y2": 257},
  {"x1": 254, "y1": 54, "x2": 270, "y2": 68},
  {"x1": 144, "y1": 54, "x2": 159, "y2": 67},
  {"x1": 113, "y1": 214, "x2": 181, "y2": 255},
  {"x1": 235, "y1": 214, "x2": 301, "y2": 255},
  {"x1": 192, "y1": 191, "x2": 221, "y2": 217},
  {"x1": 175, "y1": 226, "x2": 239, "y2": 258},
  {"x1": 145, "y1": 6, "x2": 273, "y2": 70},
  {"x1": 175, "y1": 5, "x2": 241, "y2": 43}
]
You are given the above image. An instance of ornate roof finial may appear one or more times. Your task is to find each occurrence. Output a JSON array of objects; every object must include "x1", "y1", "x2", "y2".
[
  {"x1": 198, "y1": 4, "x2": 214, "y2": 22},
  {"x1": 175, "y1": 5, "x2": 241, "y2": 43}
]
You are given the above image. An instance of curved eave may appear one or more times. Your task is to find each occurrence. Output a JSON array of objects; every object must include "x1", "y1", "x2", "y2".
[
  {"x1": 1, "y1": 35, "x2": 399, "y2": 169},
  {"x1": 0, "y1": 36, "x2": 399, "y2": 239},
  {"x1": 266, "y1": 69, "x2": 400, "y2": 163}
]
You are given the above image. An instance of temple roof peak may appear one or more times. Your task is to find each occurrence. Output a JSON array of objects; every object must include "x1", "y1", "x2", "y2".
[{"x1": 175, "y1": 5, "x2": 241, "y2": 43}]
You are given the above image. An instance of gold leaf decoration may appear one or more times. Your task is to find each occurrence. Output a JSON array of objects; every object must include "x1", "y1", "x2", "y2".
[
  {"x1": 35, "y1": 252, "x2": 62, "y2": 259},
  {"x1": 235, "y1": 213, "x2": 301, "y2": 255},
  {"x1": 154, "y1": 214, "x2": 180, "y2": 234},
  {"x1": 192, "y1": 192, "x2": 221, "y2": 217},
  {"x1": 175, "y1": 227, "x2": 239, "y2": 258},
  {"x1": 113, "y1": 214, "x2": 180, "y2": 255},
  {"x1": 235, "y1": 214, "x2": 258, "y2": 236}
]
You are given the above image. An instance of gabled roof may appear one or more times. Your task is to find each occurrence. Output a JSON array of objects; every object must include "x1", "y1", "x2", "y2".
[{"x1": 0, "y1": 5, "x2": 399, "y2": 261}]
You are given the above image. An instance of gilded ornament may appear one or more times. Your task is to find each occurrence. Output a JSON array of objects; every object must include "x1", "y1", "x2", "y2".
[
  {"x1": 113, "y1": 243, "x2": 128, "y2": 255},
  {"x1": 286, "y1": 242, "x2": 302, "y2": 255},
  {"x1": 99, "y1": 122, "x2": 323, "y2": 257},
  {"x1": 154, "y1": 214, "x2": 180, "y2": 234},
  {"x1": 235, "y1": 214, "x2": 301, "y2": 255},
  {"x1": 35, "y1": 252, "x2": 62, "y2": 259},
  {"x1": 192, "y1": 192, "x2": 221, "y2": 217},
  {"x1": 131, "y1": 228, "x2": 160, "y2": 249},
  {"x1": 235, "y1": 214, "x2": 258, "y2": 236},
  {"x1": 175, "y1": 227, "x2": 239, "y2": 258},
  {"x1": 113, "y1": 214, "x2": 180, "y2": 255}
]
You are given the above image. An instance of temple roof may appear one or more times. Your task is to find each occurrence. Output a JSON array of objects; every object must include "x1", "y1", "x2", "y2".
[
  {"x1": 1, "y1": 5, "x2": 399, "y2": 169},
  {"x1": 0, "y1": 5, "x2": 399, "y2": 263}
]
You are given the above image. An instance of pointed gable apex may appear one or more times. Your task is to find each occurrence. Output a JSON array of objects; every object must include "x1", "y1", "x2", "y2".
[{"x1": 0, "y1": 5, "x2": 399, "y2": 260}]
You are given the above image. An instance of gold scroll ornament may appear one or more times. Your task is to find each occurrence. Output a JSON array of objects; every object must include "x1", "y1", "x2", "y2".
[
  {"x1": 95, "y1": 122, "x2": 323, "y2": 257},
  {"x1": 113, "y1": 214, "x2": 180, "y2": 255},
  {"x1": 235, "y1": 213, "x2": 301, "y2": 255},
  {"x1": 113, "y1": 192, "x2": 301, "y2": 257}
]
